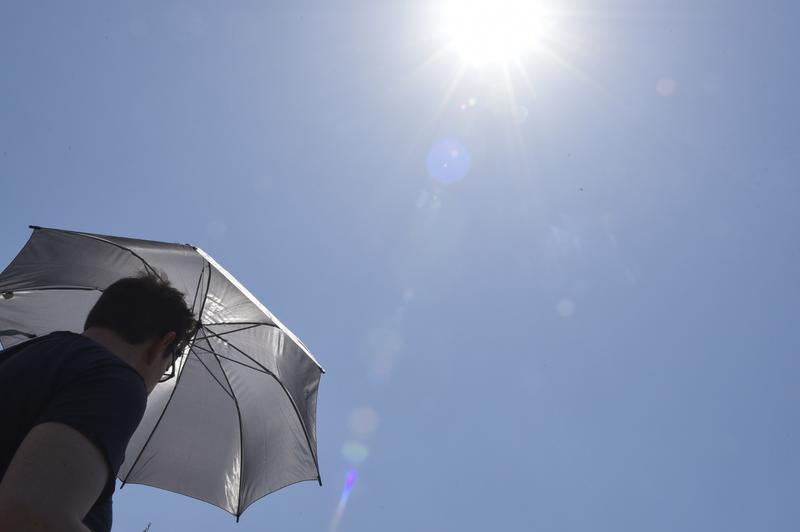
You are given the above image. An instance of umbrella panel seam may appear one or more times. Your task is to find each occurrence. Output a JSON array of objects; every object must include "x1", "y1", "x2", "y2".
[
  {"x1": 200, "y1": 328, "x2": 321, "y2": 471},
  {"x1": 194, "y1": 322, "x2": 277, "y2": 340},
  {"x1": 204, "y1": 330, "x2": 246, "y2": 517},
  {"x1": 32, "y1": 226, "x2": 160, "y2": 278},
  {"x1": 191, "y1": 343, "x2": 270, "y2": 376},
  {"x1": 190, "y1": 346, "x2": 236, "y2": 400}
]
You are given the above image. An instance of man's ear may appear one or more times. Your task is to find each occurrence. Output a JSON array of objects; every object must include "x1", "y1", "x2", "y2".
[{"x1": 145, "y1": 331, "x2": 177, "y2": 366}]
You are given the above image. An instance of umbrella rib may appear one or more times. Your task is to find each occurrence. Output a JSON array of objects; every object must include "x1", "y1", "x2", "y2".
[
  {"x1": 122, "y1": 334, "x2": 238, "y2": 486},
  {"x1": 190, "y1": 345, "x2": 236, "y2": 400},
  {"x1": 194, "y1": 259, "x2": 212, "y2": 327},
  {"x1": 203, "y1": 321, "x2": 278, "y2": 327},
  {"x1": 194, "y1": 325, "x2": 260, "y2": 339},
  {"x1": 120, "y1": 335, "x2": 230, "y2": 486},
  {"x1": 189, "y1": 262, "x2": 207, "y2": 315},
  {"x1": 0, "y1": 329, "x2": 37, "y2": 339},
  {"x1": 202, "y1": 310, "x2": 247, "y2": 518},
  {"x1": 0, "y1": 286, "x2": 101, "y2": 292},
  {"x1": 194, "y1": 322, "x2": 277, "y2": 341},
  {"x1": 194, "y1": 263, "x2": 245, "y2": 517},
  {"x1": 191, "y1": 345, "x2": 269, "y2": 374},
  {"x1": 119, "y1": 346, "x2": 195, "y2": 487},
  {"x1": 199, "y1": 329, "x2": 279, "y2": 377},
  {"x1": 201, "y1": 328, "x2": 321, "y2": 475},
  {"x1": 31, "y1": 226, "x2": 160, "y2": 277}
]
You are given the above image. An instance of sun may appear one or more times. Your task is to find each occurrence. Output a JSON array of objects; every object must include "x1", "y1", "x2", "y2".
[{"x1": 444, "y1": 0, "x2": 545, "y2": 67}]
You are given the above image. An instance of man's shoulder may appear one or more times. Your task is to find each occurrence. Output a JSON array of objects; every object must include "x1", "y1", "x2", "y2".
[
  {"x1": 29, "y1": 331, "x2": 141, "y2": 378},
  {"x1": 4, "y1": 331, "x2": 147, "y2": 418},
  {"x1": 31, "y1": 334, "x2": 148, "y2": 474},
  {"x1": 9, "y1": 331, "x2": 109, "y2": 361}
]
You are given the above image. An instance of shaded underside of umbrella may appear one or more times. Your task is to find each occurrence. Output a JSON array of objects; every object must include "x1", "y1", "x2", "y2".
[{"x1": 0, "y1": 226, "x2": 324, "y2": 518}]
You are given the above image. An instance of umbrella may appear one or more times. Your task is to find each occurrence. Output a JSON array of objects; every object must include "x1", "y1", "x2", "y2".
[{"x1": 0, "y1": 226, "x2": 324, "y2": 519}]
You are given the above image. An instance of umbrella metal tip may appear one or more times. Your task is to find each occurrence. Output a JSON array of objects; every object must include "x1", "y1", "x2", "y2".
[{"x1": 1, "y1": 292, "x2": 12, "y2": 300}]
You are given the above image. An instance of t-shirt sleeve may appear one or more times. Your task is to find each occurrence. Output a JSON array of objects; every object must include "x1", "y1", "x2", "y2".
[{"x1": 37, "y1": 359, "x2": 148, "y2": 477}]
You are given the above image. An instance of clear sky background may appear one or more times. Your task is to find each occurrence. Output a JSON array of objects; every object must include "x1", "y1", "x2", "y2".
[{"x1": 1, "y1": 1, "x2": 799, "y2": 531}]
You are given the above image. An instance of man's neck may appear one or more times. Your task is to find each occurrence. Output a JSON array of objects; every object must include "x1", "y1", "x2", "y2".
[
  {"x1": 81, "y1": 327, "x2": 145, "y2": 372},
  {"x1": 81, "y1": 327, "x2": 168, "y2": 394}
]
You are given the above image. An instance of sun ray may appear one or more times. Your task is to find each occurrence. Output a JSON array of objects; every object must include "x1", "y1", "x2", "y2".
[
  {"x1": 513, "y1": 55, "x2": 542, "y2": 107},
  {"x1": 534, "y1": 43, "x2": 629, "y2": 111},
  {"x1": 394, "y1": 58, "x2": 470, "y2": 169},
  {"x1": 393, "y1": 45, "x2": 457, "y2": 96},
  {"x1": 502, "y1": 62, "x2": 531, "y2": 174}
]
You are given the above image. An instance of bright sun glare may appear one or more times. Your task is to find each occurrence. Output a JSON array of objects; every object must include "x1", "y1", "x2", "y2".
[{"x1": 445, "y1": 0, "x2": 545, "y2": 67}]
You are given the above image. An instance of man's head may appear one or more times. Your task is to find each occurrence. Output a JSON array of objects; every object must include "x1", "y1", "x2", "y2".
[{"x1": 84, "y1": 271, "x2": 196, "y2": 356}]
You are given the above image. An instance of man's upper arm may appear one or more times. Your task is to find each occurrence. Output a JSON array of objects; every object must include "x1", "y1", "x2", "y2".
[{"x1": 0, "y1": 422, "x2": 109, "y2": 531}]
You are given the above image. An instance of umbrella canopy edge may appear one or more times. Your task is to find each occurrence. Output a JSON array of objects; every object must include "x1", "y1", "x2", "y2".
[
  {"x1": 193, "y1": 246, "x2": 324, "y2": 373},
  {"x1": 28, "y1": 225, "x2": 161, "y2": 277}
]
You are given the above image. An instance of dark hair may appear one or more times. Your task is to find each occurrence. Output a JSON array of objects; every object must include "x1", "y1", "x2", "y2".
[{"x1": 84, "y1": 271, "x2": 196, "y2": 355}]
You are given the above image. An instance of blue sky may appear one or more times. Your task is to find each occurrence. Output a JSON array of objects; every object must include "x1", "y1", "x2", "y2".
[{"x1": 1, "y1": 1, "x2": 799, "y2": 530}]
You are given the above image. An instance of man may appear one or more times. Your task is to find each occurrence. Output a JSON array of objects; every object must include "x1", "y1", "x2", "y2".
[{"x1": 0, "y1": 272, "x2": 195, "y2": 532}]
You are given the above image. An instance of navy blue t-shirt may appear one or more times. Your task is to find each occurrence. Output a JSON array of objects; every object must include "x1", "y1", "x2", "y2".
[{"x1": 0, "y1": 331, "x2": 147, "y2": 532}]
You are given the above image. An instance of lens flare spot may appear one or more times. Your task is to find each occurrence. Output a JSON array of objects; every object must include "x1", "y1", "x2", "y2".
[
  {"x1": 656, "y1": 78, "x2": 675, "y2": 96},
  {"x1": 365, "y1": 328, "x2": 403, "y2": 357},
  {"x1": 371, "y1": 352, "x2": 393, "y2": 376},
  {"x1": 368, "y1": 352, "x2": 394, "y2": 386},
  {"x1": 329, "y1": 469, "x2": 358, "y2": 532},
  {"x1": 351, "y1": 408, "x2": 379, "y2": 435},
  {"x1": 556, "y1": 299, "x2": 575, "y2": 317},
  {"x1": 344, "y1": 469, "x2": 357, "y2": 491},
  {"x1": 341, "y1": 442, "x2": 369, "y2": 464},
  {"x1": 427, "y1": 138, "x2": 471, "y2": 183}
]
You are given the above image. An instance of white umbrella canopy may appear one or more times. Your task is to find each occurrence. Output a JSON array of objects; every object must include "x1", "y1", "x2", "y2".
[{"x1": 0, "y1": 226, "x2": 323, "y2": 519}]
